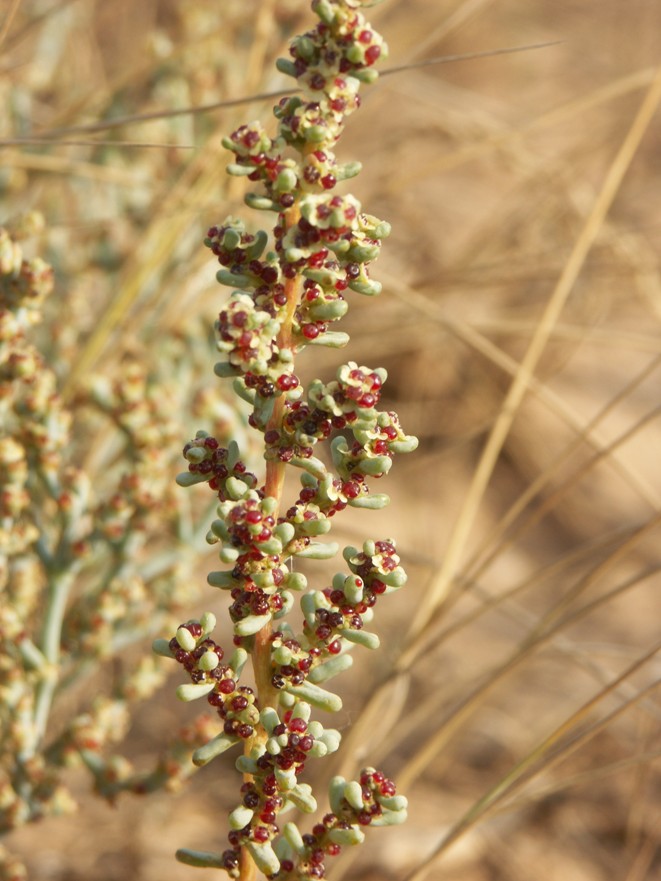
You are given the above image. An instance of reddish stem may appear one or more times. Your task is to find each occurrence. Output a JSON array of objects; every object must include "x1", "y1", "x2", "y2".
[{"x1": 240, "y1": 206, "x2": 302, "y2": 880}]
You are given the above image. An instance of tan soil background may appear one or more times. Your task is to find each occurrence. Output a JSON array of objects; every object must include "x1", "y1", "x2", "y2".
[{"x1": 3, "y1": 1, "x2": 661, "y2": 879}]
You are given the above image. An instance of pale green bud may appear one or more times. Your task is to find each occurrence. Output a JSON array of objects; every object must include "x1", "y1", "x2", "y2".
[
  {"x1": 229, "y1": 806, "x2": 254, "y2": 830},
  {"x1": 287, "y1": 783, "x2": 317, "y2": 813},
  {"x1": 260, "y1": 706, "x2": 280, "y2": 735},
  {"x1": 198, "y1": 650, "x2": 220, "y2": 671},
  {"x1": 285, "y1": 571, "x2": 308, "y2": 591},
  {"x1": 245, "y1": 842, "x2": 280, "y2": 876},
  {"x1": 343, "y1": 780, "x2": 364, "y2": 811},
  {"x1": 229, "y1": 647, "x2": 248, "y2": 677},
  {"x1": 290, "y1": 701, "x2": 312, "y2": 723},
  {"x1": 200, "y1": 611, "x2": 216, "y2": 634},
  {"x1": 175, "y1": 626, "x2": 197, "y2": 652},
  {"x1": 275, "y1": 766, "x2": 297, "y2": 790},
  {"x1": 283, "y1": 822, "x2": 305, "y2": 854}
]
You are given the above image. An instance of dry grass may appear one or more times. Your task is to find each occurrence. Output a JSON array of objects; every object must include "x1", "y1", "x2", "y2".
[{"x1": 3, "y1": 0, "x2": 661, "y2": 879}]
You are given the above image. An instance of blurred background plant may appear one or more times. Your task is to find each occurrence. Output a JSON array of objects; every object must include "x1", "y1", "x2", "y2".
[{"x1": 1, "y1": 1, "x2": 661, "y2": 880}]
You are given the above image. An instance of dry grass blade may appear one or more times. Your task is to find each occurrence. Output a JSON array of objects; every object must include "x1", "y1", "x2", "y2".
[
  {"x1": 401, "y1": 639, "x2": 661, "y2": 881},
  {"x1": 396, "y1": 510, "x2": 661, "y2": 789},
  {"x1": 406, "y1": 64, "x2": 661, "y2": 644},
  {"x1": 465, "y1": 388, "x2": 661, "y2": 584}
]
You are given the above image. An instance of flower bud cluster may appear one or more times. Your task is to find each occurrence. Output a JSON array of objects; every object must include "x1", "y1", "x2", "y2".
[{"x1": 162, "y1": 2, "x2": 414, "y2": 877}]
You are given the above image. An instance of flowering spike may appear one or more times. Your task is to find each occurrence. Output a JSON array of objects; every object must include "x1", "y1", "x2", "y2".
[{"x1": 159, "y1": 1, "x2": 415, "y2": 876}]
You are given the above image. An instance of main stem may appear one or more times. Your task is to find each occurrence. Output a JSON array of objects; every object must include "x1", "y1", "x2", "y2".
[{"x1": 241, "y1": 207, "x2": 302, "y2": 881}]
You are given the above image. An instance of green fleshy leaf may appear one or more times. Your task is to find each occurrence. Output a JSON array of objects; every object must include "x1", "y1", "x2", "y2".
[
  {"x1": 348, "y1": 493, "x2": 390, "y2": 509},
  {"x1": 287, "y1": 783, "x2": 317, "y2": 813},
  {"x1": 328, "y1": 826, "x2": 365, "y2": 845},
  {"x1": 276, "y1": 57, "x2": 298, "y2": 78},
  {"x1": 306, "y1": 330, "x2": 350, "y2": 347},
  {"x1": 343, "y1": 780, "x2": 364, "y2": 811},
  {"x1": 336, "y1": 160, "x2": 362, "y2": 180},
  {"x1": 370, "y1": 810, "x2": 408, "y2": 826},
  {"x1": 214, "y1": 360, "x2": 242, "y2": 379},
  {"x1": 308, "y1": 299, "x2": 348, "y2": 321},
  {"x1": 378, "y1": 795, "x2": 408, "y2": 812},
  {"x1": 175, "y1": 626, "x2": 197, "y2": 652},
  {"x1": 285, "y1": 681, "x2": 342, "y2": 712},
  {"x1": 234, "y1": 613, "x2": 272, "y2": 636},
  {"x1": 235, "y1": 755, "x2": 259, "y2": 775},
  {"x1": 274, "y1": 522, "x2": 296, "y2": 545},
  {"x1": 226, "y1": 163, "x2": 254, "y2": 176},
  {"x1": 284, "y1": 571, "x2": 308, "y2": 591},
  {"x1": 308, "y1": 653, "x2": 353, "y2": 683},
  {"x1": 272, "y1": 645, "x2": 293, "y2": 665},
  {"x1": 216, "y1": 268, "x2": 251, "y2": 287},
  {"x1": 275, "y1": 766, "x2": 297, "y2": 790},
  {"x1": 254, "y1": 537, "x2": 283, "y2": 555},
  {"x1": 273, "y1": 590, "x2": 294, "y2": 618},
  {"x1": 175, "y1": 470, "x2": 208, "y2": 487},
  {"x1": 339, "y1": 628, "x2": 380, "y2": 650},
  {"x1": 193, "y1": 733, "x2": 239, "y2": 766},
  {"x1": 297, "y1": 517, "x2": 332, "y2": 537},
  {"x1": 229, "y1": 647, "x2": 248, "y2": 676},
  {"x1": 227, "y1": 440, "x2": 242, "y2": 469},
  {"x1": 293, "y1": 541, "x2": 338, "y2": 560},
  {"x1": 152, "y1": 638, "x2": 174, "y2": 659},
  {"x1": 198, "y1": 650, "x2": 220, "y2": 671},
  {"x1": 283, "y1": 822, "x2": 305, "y2": 854},
  {"x1": 176, "y1": 849, "x2": 225, "y2": 868},
  {"x1": 229, "y1": 806, "x2": 255, "y2": 830},
  {"x1": 289, "y1": 455, "x2": 328, "y2": 480},
  {"x1": 351, "y1": 67, "x2": 380, "y2": 84},
  {"x1": 291, "y1": 701, "x2": 312, "y2": 723},
  {"x1": 200, "y1": 611, "x2": 216, "y2": 634},
  {"x1": 301, "y1": 591, "x2": 325, "y2": 628},
  {"x1": 219, "y1": 546, "x2": 240, "y2": 564},
  {"x1": 245, "y1": 842, "x2": 280, "y2": 876},
  {"x1": 348, "y1": 277, "x2": 382, "y2": 296},
  {"x1": 207, "y1": 570, "x2": 237, "y2": 589},
  {"x1": 380, "y1": 567, "x2": 408, "y2": 587},
  {"x1": 358, "y1": 455, "x2": 392, "y2": 477},
  {"x1": 245, "y1": 192, "x2": 277, "y2": 211},
  {"x1": 176, "y1": 682, "x2": 215, "y2": 702},
  {"x1": 306, "y1": 741, "x2": 328, "y2": 759},
  {"x1": 319, "y1": 728, "x2": 342, "y2": 754},
  {"x1": 390, "y1": 436, "x2": 419, "y2": 454},
  {"x1": 209, "y1": 518, "x2": 229, "y2": 540},
  {"x1": 260, "y1": 707, "x2": 281, "y2": 735},
  {"x1": 329, "y1": 775, "x2": 347, "y2": 814},
  {"x1": 229, "y1": 377, "x2": 256, "y2": 405}
]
